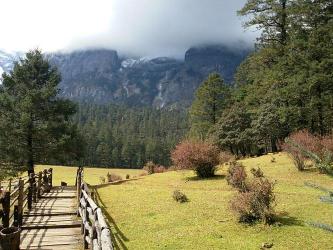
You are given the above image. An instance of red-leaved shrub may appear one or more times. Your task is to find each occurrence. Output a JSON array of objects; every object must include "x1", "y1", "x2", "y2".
[
  {"x1": 283, "y1": 130, "x2": 333, "y2": 173},
  {"x1": 154, "y1": 165, "x2": 166, "y2": 173},
  {"x1": 171, "y1": 140, "x2": 220, "y2": 178}
]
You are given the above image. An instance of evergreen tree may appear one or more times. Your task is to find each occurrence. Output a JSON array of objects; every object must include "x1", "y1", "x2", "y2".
[
  {"x1": 238, "y1": 0, "x2": 290, "y2": 46},
  {"x1": 189, "y1": 73, "x2": 230, "y2": 139},
  {"x1": 213, "y1": 105, "x2": 254, "y2": 156},
  {"x1": 0, "y1": 49, "x2": 83, "y2": 174}
]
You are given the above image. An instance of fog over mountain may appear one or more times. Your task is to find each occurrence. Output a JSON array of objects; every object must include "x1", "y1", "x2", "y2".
[
  {"x1": 0, "y1": 0, "x2": 257, "y2": 58},
  {"x1": 0, "y1": 1, "x2": 256, "y2": 108}
]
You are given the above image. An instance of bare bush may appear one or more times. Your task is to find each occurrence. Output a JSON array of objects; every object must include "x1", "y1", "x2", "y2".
[
  {"x1": 230, "y1": 177, "x2": 276, "y2": 224},
  {"x1": 99, "y1": 176, "x2": 106, "y2": 184},
  {"x1": 251, "y1": 167, "x2": 264, "y2": 178},
  {"x1": 106, "y1": 172, "x2": 122, "y2": 182},
  {"x1": 226, "y1": 162, "x2": 248, "y2": 192},
  {"x1": 143, "y1": 161, "x2": 166, "y2": 174},
  {"x1": 172, "y1": 190, "x2": 189, "y2": 203},
  {"x1": 143, "y1": 161, "x2": 155, "y2": 175}
]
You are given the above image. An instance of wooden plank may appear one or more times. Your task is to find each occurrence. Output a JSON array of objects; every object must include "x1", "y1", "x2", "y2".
[
  {"x1": 21, "y1": 221, "x2": 81, "y2": 229},
  {"x1": 20, "y1": 240, "x2": 80, "y2": 248},
  {"x1": 24, "y1": 211, "x2": 77, "y2": 217},
  {"x1": 20, "y1": 185, "x2": 82, "y2": 249},
  {"x1": 21, "y1": 227, "x2": 81, "y2": 236},
  {"x1": 23, "y1": 216, "x2": 78, "y2": 224}
]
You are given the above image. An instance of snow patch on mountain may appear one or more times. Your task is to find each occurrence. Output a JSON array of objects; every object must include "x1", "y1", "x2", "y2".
[{"x1": 121, "y1": 57, "x2": 150, "y2": 68}]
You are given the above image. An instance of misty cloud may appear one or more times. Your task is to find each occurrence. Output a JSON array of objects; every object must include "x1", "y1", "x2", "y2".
[{"x1": 0, "y1": 0, "x2": 257, "y2": 58}]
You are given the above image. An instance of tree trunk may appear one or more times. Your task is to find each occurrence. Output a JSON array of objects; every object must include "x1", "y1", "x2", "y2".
[
  {"x1": 279, "y1": 0, "x2": 288, "y2": 45},
  {"x1": 27, "y1": 118, "x2": 34, "y2": 175}
]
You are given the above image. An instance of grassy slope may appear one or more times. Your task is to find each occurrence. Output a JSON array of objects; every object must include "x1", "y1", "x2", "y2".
[
  {"x1": 35, "y1": 165, "x2": 144, "y2": 186},
  {"x1": 95, "y1": 153, "x2": 333, "y2": 250}
]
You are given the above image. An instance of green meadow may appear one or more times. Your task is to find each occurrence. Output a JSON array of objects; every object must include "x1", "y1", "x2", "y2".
[{"x1": 39, "y1": 153, "x2": 333, "y2": 249}]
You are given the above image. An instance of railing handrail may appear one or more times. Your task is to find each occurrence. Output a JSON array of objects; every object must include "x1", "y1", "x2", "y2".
[
  {"x1": 76, "y1": 166, "x2": 114, "y2": 250},
  {"x1": 0, "y1": 168, "x2": 53, "y2": 228}
]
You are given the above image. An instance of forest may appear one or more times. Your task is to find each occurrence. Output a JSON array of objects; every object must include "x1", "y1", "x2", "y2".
[{"x1": 73, "y1": 103, "x2": 188, "y2": 168}]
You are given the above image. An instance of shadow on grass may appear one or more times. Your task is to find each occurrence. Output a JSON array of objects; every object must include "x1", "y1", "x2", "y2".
[
  {"x1": 185, "y1": 175, "x2": 226, "y2": 182},
  {"x1": 302, "y1": 168, "x2": 318, "y2": 173},
  {"x1": 94, "y1": 187, "x2": 129, "y2": 250},
  {"x1": 274, "y1": 212, "x2": 304, "y2": 227}
]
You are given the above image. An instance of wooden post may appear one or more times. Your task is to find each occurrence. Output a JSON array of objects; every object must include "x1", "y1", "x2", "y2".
[
  {"x1": 17, "y1": 179, "x2": 24, "y2": 226},
  {"x1": 2, "y1": 191, "x2": 10, "y2": 227},
  {"x1": 49, "y1": 168, "x2": 53, "y2": 188},
  {"x1": 90, "y1": 209, "x2": 98, "y2": 250},
  {"x1": 37, "y1": 172, "x2": 42, "y2": 198},
  {"x1": 77, "y1": 167, "x2": 82, "y2": 211},
  {"x1": 28, "y1": 174, "x2": 34, "y2": 210},
  {"x1": 43, "y1": 170, "x2": 48, "y2": 185},
  {"x1": 32, "y1": 174, "x2": 37, "y2": 203},
  {"x1": 8, "y1": 178, "x2": 12, "y2": 193},
  {"x1": 83, "y1": 198, "x2": 89, "y2": 249},
  {"x1": 13, "y1": 205, "x2": 19, "y2": 227}
]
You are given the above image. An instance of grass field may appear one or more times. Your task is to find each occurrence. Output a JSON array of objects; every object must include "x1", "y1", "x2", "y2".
[
  {"x1": 35, "y1": 165, "x2": 144, "y2": 186},
  {"x1": 92, "y1": 153, "x2": 333, "y2": 250}
]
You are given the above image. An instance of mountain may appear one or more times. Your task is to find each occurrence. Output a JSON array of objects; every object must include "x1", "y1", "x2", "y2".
[
  {"x1": 0, "y1": 51, "x2": 23, "y2": 81},
  {"x1": 0, "y1": 46, "x2": 249, "y2": 108}
]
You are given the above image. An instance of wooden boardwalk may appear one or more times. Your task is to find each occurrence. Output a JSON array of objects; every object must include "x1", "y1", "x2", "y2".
[{"x1": 20, "y1": 186, "x2": 82, "y2": 250}]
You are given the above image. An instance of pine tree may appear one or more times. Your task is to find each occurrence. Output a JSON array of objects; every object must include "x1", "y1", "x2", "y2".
[
  {"x1": 189, "y1": 73, "x2": 230, "y2": 139},
  {"x1": 0, "y1": 49, "x2": 83, "y2": 174},
  {"x1": 238, "y1": 0, "x2": 290, "y2": 46}
]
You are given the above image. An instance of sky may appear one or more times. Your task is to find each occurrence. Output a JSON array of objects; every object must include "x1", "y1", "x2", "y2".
[{"x1": 0, "y1": 0, "x2": 257, "y2": 58}]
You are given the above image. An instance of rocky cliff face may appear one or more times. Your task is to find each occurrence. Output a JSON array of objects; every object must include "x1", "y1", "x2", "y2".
[{"x1": 1, "y1": 46, "x2": 249, "y2": 108}]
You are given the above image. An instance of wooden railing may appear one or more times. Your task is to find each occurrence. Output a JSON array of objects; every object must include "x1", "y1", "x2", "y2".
[
  {"x1": 0, "y1": 168, "x2": 53, "y2": 228},
  {"x1": 76, "y1": 167, "x2": 114, "y2": 250}
]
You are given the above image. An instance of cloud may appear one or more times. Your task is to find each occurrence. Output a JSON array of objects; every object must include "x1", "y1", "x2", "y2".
[{"x1": 0, "y1": 0, "x2": 257, "y2": 58}]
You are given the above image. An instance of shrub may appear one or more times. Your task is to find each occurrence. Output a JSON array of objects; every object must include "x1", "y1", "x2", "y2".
[
  {"x1": 125, "y1": 174, "x2": 130, "y2": 179},
  {"x1": 282, "y1": 130, "x2": 317, "y2": 170},
  {"x1": 230, "y1": 177, "x2": 276, "y2": 224},
  {"x1": 171, "y1": 140, "x2": 220, "y2": 178},
  {"x1": 250, "y1": 167, "x2": 264, "y2": 178},
  {"x1": 106, "y1": 172, "x2": 122, "y2": 182},
  {"x1": 143, "y1": 161, "x2": 155, "y2": 175},
  {"x1": 226, "y1": 162, "x2": 248, "y2": 192},
  {"x1": 154, "y1": 165, "x2": 167, "y2": 173},
  {"x1": 172, "y1": 190, "x2": 188, "y2": 203},
  {"x1": 99, "y1": 176, "x2": 106, "y2": 184},
  {"x1": 143, "y1": 162, "x2": 167, "y2": 174},
  {"x1": 283, "y1": 130, "x2": 333, "y2": 173}
]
